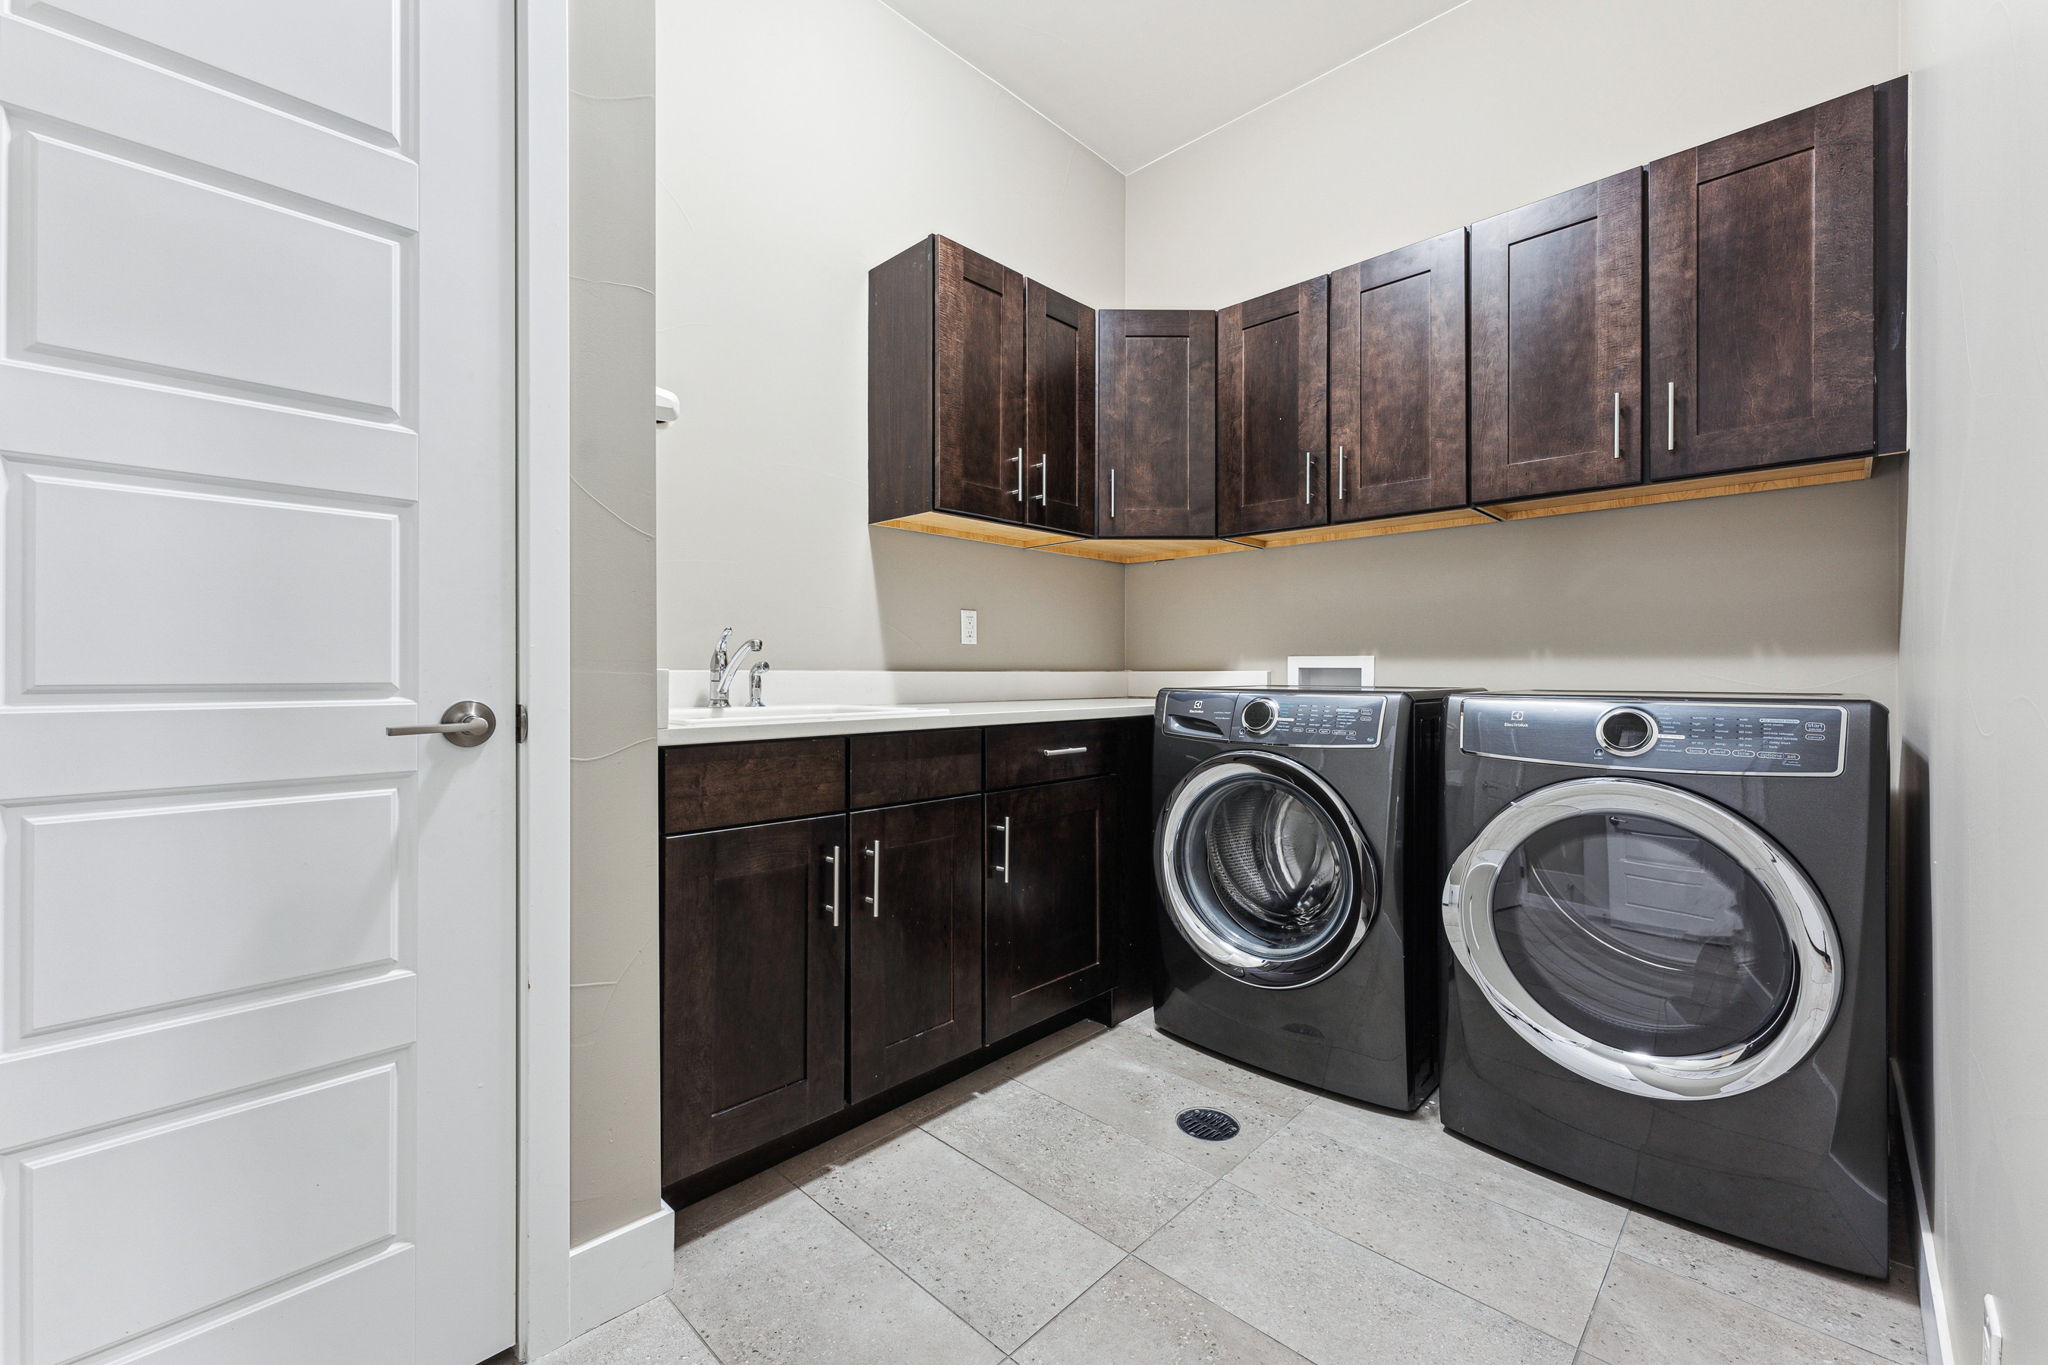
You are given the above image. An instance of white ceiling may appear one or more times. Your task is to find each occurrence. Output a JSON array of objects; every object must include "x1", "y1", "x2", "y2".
[{"x1": 878, "y1": 0, "x2": 1470, "y2": 172}]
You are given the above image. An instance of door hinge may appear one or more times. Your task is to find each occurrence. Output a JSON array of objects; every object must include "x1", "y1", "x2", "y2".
[{"x1": 515, "y1": 703, "x2": 529, "y2": 744}]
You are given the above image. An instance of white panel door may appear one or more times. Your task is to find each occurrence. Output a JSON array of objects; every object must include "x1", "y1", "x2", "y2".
[{"x1": 0, "y1": 2, "x2": 517, "y2": 1362}]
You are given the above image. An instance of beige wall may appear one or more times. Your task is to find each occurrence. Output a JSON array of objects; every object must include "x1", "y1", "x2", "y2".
[
  {"x1": 1121, "y1": 0, "x2": 1905, "y2": 711},
  {"x1": 1897, "y1": 1, "x2": 2048, "y2": 1358},
  {"x1": 654, "y1": 0, "x2": 1129, "y2": 677},
  {"x1": 570, "y1": 0, "x2": 661, "y2": 1246}
]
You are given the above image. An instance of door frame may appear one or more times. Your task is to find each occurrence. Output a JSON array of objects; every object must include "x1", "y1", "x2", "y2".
[{"x1": 515, "y1": 0, "x2": 577, "y2": 1356}]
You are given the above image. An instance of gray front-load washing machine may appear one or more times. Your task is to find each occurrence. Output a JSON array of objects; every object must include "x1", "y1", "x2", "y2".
[
  {"x1": 1438, "y1": 693, "x2": 1890, "y2": 1273},
  {"x1": 1152, "y1": 688, "x2": 1457, "y2": 1111}
]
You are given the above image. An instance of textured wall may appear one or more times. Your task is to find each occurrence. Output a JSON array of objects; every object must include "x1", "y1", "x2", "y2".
[
  {"x1": 654, "y1": 0, "x2": 1129, "y2": 679},
  {"x1": 1897, "y1": 0, "x2": 2048, "y2": 1357},
  {"x1": 1120, "y1": 0, "x2": 1905, "y2": 711},
  {"x1": 569, "y1": 0, "x2": 661, "y2": 1247}
]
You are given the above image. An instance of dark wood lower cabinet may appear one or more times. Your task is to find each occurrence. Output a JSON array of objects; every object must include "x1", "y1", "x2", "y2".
[
  {"x1": 848, "y1": 796, "x2": 985, "y2": 1101},
  {"x1": 662, "y1": 720, "x2": 1159, "y2": 1196},
  {"x1": 986, "y1": 777, "x2": 1116, "y2": 1043},
  {"x1": 662, "y1": 815, "x2": 847, "y2": 1186}
]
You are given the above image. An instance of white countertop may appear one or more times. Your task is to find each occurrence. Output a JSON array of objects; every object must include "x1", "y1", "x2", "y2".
[{"x1": 658, "y1": 695, "x2": 1158, "y2": 746}]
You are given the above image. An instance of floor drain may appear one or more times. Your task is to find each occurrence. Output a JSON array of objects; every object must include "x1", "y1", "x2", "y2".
[{"x1": 1176, "y1": 1107, "x2": 1240, "y2": 1142}]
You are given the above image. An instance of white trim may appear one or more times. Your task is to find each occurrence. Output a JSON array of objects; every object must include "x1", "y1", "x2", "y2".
[
  {"x1": 568, "y1": 1203, "x2": 678, "y2": 1340},
  {"x1": 516, "y1": 0, "x2": 575, "y2": 1357},
  {"x1": 1892, "y1": 1062, "x2": 1955, "y2": 1365}
]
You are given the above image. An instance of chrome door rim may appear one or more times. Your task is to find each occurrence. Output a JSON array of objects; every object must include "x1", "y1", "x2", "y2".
[
  {"x1": 1441, "y1": 776, "x2": 1840, "y2": 1100},
  {"x1": 1155, "y1": 750, "x2": 1376, "y2": 989}
]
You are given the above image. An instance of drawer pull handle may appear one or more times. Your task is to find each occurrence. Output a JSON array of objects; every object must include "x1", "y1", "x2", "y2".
[
  {"x1": 1041, "y1": 746, "x2": 1089, "y2": 757},
  {"x1": 862, "y1": 840, "x2": 881, "y2": 918},
  {"x1": 823, "y1": 845, "x2": 842, "y2": 927},
  {"x1": 991, "y1": 817, "x2": 1012, "y2": 883}
]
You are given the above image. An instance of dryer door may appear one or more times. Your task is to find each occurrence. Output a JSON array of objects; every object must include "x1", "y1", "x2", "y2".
[
  {"x1": 1156, "y1": 751, "x2": 1377, "y2": 989},
  {"x1": 1443, "y1": 776, "x2": 1841, "y2": 1100}
]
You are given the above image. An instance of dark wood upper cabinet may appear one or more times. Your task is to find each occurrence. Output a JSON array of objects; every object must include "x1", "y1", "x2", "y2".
[
  {"x1": 662, "y1": 816, "x2": 847, "y2": 1185},
  {"x1": 1094, "y1": 309, "x2": 1218, "y2": 539},
  {"x1": 1329, "y1": 229, "x2": 1468, "y2": 521},
  {"x1": 1025, "y1": 281, "x2": 1096, "y2": 535},
  {"x1": 869, "y1": 235, "x2": 1095, "y2": 545},
  {"x1": 1218, "y1": 277, "x2": 1329, "y2": 537},
  {"x1": 934, "y1": 238, "x2": 1027, "y2": 522},
  {"x1": 1648, "y1": 84, "x2": 1903, "y2": 480},
  {"x1": 1470, "y1": 171, "x2": 1644, "y2": 503},
  {"x1": 848, "y1": 796, "x2": 983, "y2": 1101},
  {"x1": 985, "y1": 777, "x2": 1116, "y2": 1044}
]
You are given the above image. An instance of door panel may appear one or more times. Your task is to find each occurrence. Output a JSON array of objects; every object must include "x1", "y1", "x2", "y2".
[
  {"x1": 1649, "y1": 90, "x2": 1877, "y2": 479},
  {"x1": 0, "y1": 5, "x2": 517, "y2": 1361},
  {"x1": 662, "y1": 818, "x2": 848, "y2": 1183},
  {"x1": 1095, "y1": 310, "x2": 1216, "y2": 538},
  {"x1": 1330, "y1": 230, "x2": 1467, "y2": 520},
  {"x1": 849, "y1": 797, "x2": 983, "y2": 1100},
  {"x1": 1219, "y1": 278, "x2": 1328, "y2": 536},
  {"x1": 1024, "y1": 279, "x2": 1094, "y2": 534},
  {"x1": 986, "y1": 778, "x2": 1115, "y2": 1042},
  {"x1": 1471, "y1": 171, "x2": 1643, "y2": 502},
  {"x1": 935, "y1": 237, "x2": 1025, "y2": 522}
]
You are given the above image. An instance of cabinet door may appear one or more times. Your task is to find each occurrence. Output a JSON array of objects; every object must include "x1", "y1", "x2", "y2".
[
  {"x1": 1218, "y1": 278, "x2": 1329, "y2": 536},
  {"x1": 1649, "y1": 89, "x2": 1878, "y2": 480},
  {"x1": 1025, "y1": 280, "x2": 1096, "y2": 534},
  {"x1": 849, "y1": 796, "x2": 984, "y2": 1100},
  {"x1": 1330, "y1": 230, "x2": 1468, "y2": 520},
  {"x1": 1471, "y1": 171, "x2": 1643, "y2": 502},
  {"x1": 1095, "y1": 309, "x2": 1217, "y2": 538},
  {"x1": 986, "y1": 778, "x2": 1117, "y2": 1043},
  {"x1": 935, "y1": 237, "x2": 1026, "y2": 523},
  {"x1": 662, "y1": 816, "x2": 847, "y2": 1185}
]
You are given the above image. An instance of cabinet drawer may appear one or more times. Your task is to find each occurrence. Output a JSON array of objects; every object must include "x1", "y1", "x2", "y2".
[
  {"x1": 662, "y1": 738, "x2": 846, "y2": 834},
  {"x1": 985, "y1": 720, "x2": 1118, "y2": 789},
  {"x1": 849, "y1": 728, "x2": 982, "y2": 809}
]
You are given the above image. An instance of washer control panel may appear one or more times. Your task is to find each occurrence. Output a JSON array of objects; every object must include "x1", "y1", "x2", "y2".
[
  {"x1": 1160, "y1": 691, "x2": 1387, "y2": 747},
  {"x1": 1460, "y1": 696, "x2": 1845, "y2": 776}
]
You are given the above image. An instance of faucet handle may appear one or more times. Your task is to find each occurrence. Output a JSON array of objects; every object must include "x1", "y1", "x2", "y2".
[{"x1": 713, "y1": 626, "x2": 734, "y2": 653}]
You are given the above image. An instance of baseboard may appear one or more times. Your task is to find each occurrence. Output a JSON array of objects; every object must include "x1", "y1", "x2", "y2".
[
  {"x1": 567, "y1": 1202, "x2": 675, "y2": 1340},
  {"x1": 1891, "y1": 1062, "x2": 1956, "y2": 1365}
]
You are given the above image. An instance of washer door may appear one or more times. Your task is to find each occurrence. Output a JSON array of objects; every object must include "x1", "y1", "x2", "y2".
[
  {"x1": 1442, "y1": 777, "x2": 1840, "y2": 1100},
  {"x1": 1156, "y1": 751, "x2": 1376, "y2": 989}
]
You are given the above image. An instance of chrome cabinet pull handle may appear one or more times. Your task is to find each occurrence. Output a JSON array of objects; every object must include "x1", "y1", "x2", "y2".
[
  {"x1": 1303, "y1": 450, "x2": 1314, "y2": 504},
  {"x1": 1041, "y1": 746, "x2": 1088, "y2": 757},
  {"x1": 386, "y1": 700, "x2": 495, "y2": 747},
  {"x1": 824, "y1": 845, "x2": 842, "y2": 927},
  {"x1": 991, "y1": 818, "x2": 1011, "y2": 883},
  {"x1": 862, "y1": 840, "x2": 881, "y2": 918},
  {"x1": 1612, "y1": 392, "x2": 1622, "y2": 460},
  {"x1": 1336, "y1": 444, "x2": 1345, "y2": 502},
  {"x1": 1033, "y1": 455, "x2": 1048, "y2": 505},
  {"x1": 1108, "y1": 468, "x2": 1116, "y2": 519},
  {"x1": 1667, "y1": 381, "x2": 1676, "y2": 451},
  {"x1": 1010, "y1": 450, "x2": 1024, "y2": 499}
]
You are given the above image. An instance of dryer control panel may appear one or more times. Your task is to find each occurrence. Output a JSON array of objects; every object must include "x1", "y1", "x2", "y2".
[
  {"x1": 1458, "y1": 696, "x2": 1846, "y2": 776},
  {"x1": 1160, "y1": 691, "x2": 1387, "y2": 747}
]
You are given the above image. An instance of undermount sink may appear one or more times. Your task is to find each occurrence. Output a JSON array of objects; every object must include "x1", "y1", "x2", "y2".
[{"x1": 667, "y1": 702, "x2": 948, "y2": 728}]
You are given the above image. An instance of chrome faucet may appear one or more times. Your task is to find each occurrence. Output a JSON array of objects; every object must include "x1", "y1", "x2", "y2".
[
  {"x1": 747, "y1": 660, "x2": 770, "y2": 708},
  {"x1": 708, "y1": 627, "x2": 763, "y2": 710}
]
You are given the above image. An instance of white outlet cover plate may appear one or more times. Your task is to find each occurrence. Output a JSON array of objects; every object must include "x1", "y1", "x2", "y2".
[
  {"x1": 960, "y1": 609, "x2": 978, "y2": 645},
  {"x1": 1286, "y1": 655, "x2": 1375, "y2": 688}
]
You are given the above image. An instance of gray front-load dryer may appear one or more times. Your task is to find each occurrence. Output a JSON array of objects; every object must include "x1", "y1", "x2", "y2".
[
  {"x1": 1438, "y1": 693, "x2": 1890, "y2": 1274},
  {"x1": 1151, "y1": 688, "x2": 1456, "y2": 1111}
]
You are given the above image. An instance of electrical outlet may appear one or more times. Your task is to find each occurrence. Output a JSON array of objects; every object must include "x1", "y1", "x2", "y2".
[
  {"x1": 959, "y1": 609, "x2": 978, "y2": 645},
  {"x1": 1983, "y1": 1295, "x2": 2005, "y2": 1365}
]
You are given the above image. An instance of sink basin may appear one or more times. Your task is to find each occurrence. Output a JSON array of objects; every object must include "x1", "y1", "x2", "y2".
[{"x1": 667, "y1": 703, "x2": 949, "y2": 728}]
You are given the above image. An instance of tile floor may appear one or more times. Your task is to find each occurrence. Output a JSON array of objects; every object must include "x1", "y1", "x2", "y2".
[{"x1": 543, "y1": 1014, "x2": 1924, "y2": 1365}]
